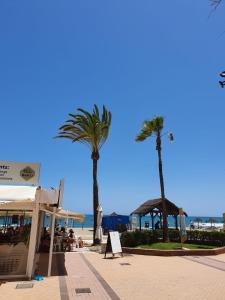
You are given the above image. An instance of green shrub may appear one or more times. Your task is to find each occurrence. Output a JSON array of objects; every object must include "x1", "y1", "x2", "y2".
[
  {"x1": 187, "y1": 230, "x2": 225, "y2": 246},
  {"x1": 152, "y1": 229, "x2": 180, "y2": 242},
  {"x1": 120, "y1": 230, "x2": 155, "y2": 247},
  {"x1": 120, "y1": 231, "x2": 138, "y2": 247},
  {"x1": 116, "y1": 223, "x2": 128, "y2": 233},
  {"x1": 120, "y1": 229, "x2": 225, "y2": 247}
]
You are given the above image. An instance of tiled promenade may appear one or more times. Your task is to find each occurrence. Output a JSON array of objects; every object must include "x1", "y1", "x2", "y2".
[
  {"x1": 62, "y1": 252, "x2": 120, "y2": 299},
  {"x1": 0, "y1": 252, "x2": 120, "y2": 300},
  {"x1": 84, "y1": 252, "x2": 225, "y2": 300},
  {"x1": 182, "y1": 255, "x2": 225, "y2": 271},
  {"x1": 2, "y1": 252, "x2": 225, "y2": 300}
]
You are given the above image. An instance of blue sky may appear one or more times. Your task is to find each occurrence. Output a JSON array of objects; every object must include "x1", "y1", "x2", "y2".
[{"x1": 0, "y1": 1, "x2": 225, "y2": 216}]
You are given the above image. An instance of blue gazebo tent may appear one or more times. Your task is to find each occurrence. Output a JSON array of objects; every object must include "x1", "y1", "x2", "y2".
[{"x1": 102, "y1": 212, "x2": 130, "y2": 233}]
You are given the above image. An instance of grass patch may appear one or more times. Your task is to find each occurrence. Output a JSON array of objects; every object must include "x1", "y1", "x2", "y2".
[
  {"x1": 137, "y1": 243, "x2": 215, "y2": 250},
  {"x1": 183, "y1": 244, "x2": 215, "y2": 250}
]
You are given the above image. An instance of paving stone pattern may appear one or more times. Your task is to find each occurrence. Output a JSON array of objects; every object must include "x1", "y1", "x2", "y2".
[
  {"x1": 62, "y1": 252, "x2": 120, "y2": 300},
  {"x1": 182, "y1": 255, "x2": 225, "y2": 272}
]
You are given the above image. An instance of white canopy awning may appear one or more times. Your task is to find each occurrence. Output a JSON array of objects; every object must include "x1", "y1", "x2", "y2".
[
  {"x1": 0, "y1": 185, "x2": 37, "y2": 202},
  {"x1": 0, "y1": 185, "x2": 84, "y2": 222},
  {"x1": 39, "y1": 189, "x2": 58, "y2": 205},
  {"x1": 0, "y1": 185, "x2": 59, "y2": 210}
]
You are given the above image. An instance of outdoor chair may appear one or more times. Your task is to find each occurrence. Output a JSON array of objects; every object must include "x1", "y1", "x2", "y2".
[
  {"x1": 70, "y1": 236, "x2": 79, "y2": 251},
  {"x1": 53, "y1": 236, "x2": 62, "y2": 252}
]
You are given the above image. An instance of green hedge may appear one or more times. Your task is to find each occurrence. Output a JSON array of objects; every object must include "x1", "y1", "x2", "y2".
[
  {"x1": 120, "y1": 230, "x2": 158, "y2": 247},
  {"x1": 187, "y1": 230, "x2": 225, "y2": 247},
  {"x1": 120, "y1": 229, "x2": 225, "y2": 247}
]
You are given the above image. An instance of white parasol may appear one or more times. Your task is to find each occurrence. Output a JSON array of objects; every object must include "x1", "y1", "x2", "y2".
[{"x1": 95, "y1": 205, "x2": 103, "y2": 242}]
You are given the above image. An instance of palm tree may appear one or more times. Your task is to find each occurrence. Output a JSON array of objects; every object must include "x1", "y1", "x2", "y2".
[
  {"x1": 56, "y1": 105, "x2": 112, "y2": 244},
  {"x1": 194, "y1": 217, "x2": 202, "y2": 229},
  {"x1": 136, "y1": 116, "x2": 172, "y2": 242}
]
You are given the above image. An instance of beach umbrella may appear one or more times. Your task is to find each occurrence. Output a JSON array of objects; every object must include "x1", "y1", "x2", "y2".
[
  {"x1": 95, "y1": 205, "x2": 103, "y2": 242},
  {"x1": 55, "y1": 209, "x2": 85, "y2": 223}
]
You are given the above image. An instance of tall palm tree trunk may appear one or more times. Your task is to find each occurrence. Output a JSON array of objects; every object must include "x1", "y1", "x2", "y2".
[
  {"x1": 156, "y1": 132, "x2": 169, "y2": 242},
  {"x1": 92, "y1": 151, "x2": 100, "y2": 245}
]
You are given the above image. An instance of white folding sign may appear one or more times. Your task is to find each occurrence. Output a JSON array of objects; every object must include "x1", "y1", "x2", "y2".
[
  {"x1": 0, "y1": 161, "x2": 40, "y2": 186},
  {"x1": 109, "y1": 231, "x2": 122, "y2": 254}
]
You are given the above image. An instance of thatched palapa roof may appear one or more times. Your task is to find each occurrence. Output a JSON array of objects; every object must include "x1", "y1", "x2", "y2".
[{"x1": 131, "y1": 198, "x2": 187, "y2": 217}]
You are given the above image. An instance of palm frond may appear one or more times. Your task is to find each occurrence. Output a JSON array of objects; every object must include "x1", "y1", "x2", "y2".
[
  {"x1": 209, "y1": 0, "x2": 222, "y2": 16},
  {"x1": 55, "y1": 105, "x2": 112, "y2": 154},
  {"x1": 93, "y1": 104, "x2": 100, "y2": 119},
  {"x1": 210, "y1": 0, "x2": 222, "y2": 9},
  {"x1": 135, "y1": 116, "x2": 164, "y2": 142}
]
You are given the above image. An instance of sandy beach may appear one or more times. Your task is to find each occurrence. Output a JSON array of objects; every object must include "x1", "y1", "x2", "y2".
[{"x1": 68, "y1": 227, "x2": 108, "y2": 244}]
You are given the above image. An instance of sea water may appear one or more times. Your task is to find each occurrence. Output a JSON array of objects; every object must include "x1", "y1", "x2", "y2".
[
  {"x1": 137, "y1": 215, "x2": 224, "y2": 228},
  {"x1": 0, "y1": 214, "x2": 223, "y2": 228},
  {"x1": 47, "y1": 214, "x2": 224, "y2": 228},
  {"x1": 0, "y1": 214, "x2": 94, "y2": 228}
]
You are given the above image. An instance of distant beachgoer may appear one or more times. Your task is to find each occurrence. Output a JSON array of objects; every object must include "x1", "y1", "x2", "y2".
[
  {"x1": 155, "y1": 221, "x2": 160, "y2": 230},
  {"x1": 190, "y1": 221, "x2": 195, "y2": 230}
]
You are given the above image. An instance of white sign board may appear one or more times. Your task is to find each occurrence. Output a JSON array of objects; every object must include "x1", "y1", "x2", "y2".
[
  {"x1": 109, "y1": 231, "x2": 122, "y2": 254},
  {"x1": 0, "y1": 161, "x2": 40, "y2": 186}
]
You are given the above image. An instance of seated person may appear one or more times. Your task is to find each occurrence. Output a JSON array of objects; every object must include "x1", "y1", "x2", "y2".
[
  {"x1": 73, "y1": 233, "x2": 83, "y2": 248},
  {"x1": 60, "y1": 227, "x2": 69, "y2": 251},
  {"x1": 54, "y1": 225, "x2": 60, "y2": 236},
  {"x1": 5, "y1": 226, "x2": 15, "y2": 242},
  {"x1": 60, "y1": 227, "x2": 68, "y2": 237},
  {"x1": 65, "y1": 229, "x2": 84, "y2": 251},
  {"x1": 78, "y1": 236, "x2": 83, "y2": 248},
  {"x1": 39, "y1": 227, "x2": 50, "y2": 252},
  {"x1": 42, "y1": 227, "x2": 49, "y2": 239},
  {"x1": 62, "y1": 229, "x2": 74, "y2": 252}
]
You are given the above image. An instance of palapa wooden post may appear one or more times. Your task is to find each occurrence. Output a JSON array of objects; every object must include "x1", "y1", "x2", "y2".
[
  {"x1": 151, "y1": 212, "x2": 154, "y2": 230},
  {"x1": 179, "y1": 208, "x2": 187, "y2": 248},
  {"x1": 139, "y1": 215, "x2": 142, "y2": 231},
  {"x1": 175, "y1": 215, "x2": 178, "y2": 230}
]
